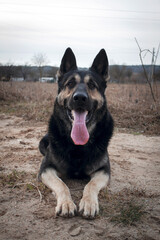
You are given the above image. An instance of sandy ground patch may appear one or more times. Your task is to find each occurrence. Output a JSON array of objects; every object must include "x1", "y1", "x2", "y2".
[{"x1": 0, "y1": 114, "x2": 160, "y2": 240}]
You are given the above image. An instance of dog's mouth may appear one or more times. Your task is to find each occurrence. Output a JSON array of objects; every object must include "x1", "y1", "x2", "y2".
[
  {"x1": 67, "y1": 109, "x2": 91, "y2": 145},
  {"x1": 67, "y1": 109, "x2": 92, "y2": 123}
]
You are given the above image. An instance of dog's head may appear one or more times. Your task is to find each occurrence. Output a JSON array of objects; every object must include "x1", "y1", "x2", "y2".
[{"x1": 56, "y1": 48, "x2": 109, "y2": 145}]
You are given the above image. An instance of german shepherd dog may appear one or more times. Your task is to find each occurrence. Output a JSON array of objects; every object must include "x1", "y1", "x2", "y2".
[{"x1": 39, "y1": 48, "x2": 114, "y2": 218}]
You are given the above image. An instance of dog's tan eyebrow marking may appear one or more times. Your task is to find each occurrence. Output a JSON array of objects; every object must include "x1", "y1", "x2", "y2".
[
  {"x1": 57, "y1": 75, "x2": 80, "y2": 106},
  {"x1": 84, "y1": 74, "x2": 103, "y2": 108},
  {"x1": 65, "y1": 74, "x2": 81, "y2": 86},
  {"x1": 84, "y1": 75, "x2": 98, "y2": 88},
  {"x1": 74, "y1": 74, "x2": 81, "y2": 83},
  {"x1": 84, "y1": 75, "x2": 91, "y2": 84}
]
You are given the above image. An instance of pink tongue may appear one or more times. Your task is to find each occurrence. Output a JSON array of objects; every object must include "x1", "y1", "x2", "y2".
[{"x1": 71, "y1": 111, "x2": 89, "y2": 145}]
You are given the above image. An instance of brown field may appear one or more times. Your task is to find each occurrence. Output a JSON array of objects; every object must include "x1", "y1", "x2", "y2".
[
  {"x1": 0, "y1": 81, "x2": 160, "y2": 135},
  {"x1": 0, "y1": 81, "x2": 160, "y2": 240}
]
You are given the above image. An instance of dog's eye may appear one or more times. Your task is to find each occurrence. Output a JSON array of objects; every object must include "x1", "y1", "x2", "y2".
[
  {"x1": 67, "y1": 78, "x2": 76, "y2": 89},
  {"x1": 87, "y1": 80, "x2": 96, "y2": 90}
]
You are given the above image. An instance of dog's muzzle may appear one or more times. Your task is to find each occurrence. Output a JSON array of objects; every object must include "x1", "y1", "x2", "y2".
[{"x1": 68, "y1": 87, "x2": 91, "y2": 146}]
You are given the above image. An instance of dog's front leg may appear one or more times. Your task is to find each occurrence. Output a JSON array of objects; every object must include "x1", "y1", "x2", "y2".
[
  {"x1": 79, "y1": 170, "x2": 109, "y2": 218},
  {"x1": 41, "y1": 168, "x2": 77, "y2": 217}
]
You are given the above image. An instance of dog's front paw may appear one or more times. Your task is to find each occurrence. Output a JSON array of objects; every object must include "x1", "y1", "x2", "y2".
[
  {"x1": 56, "y1": 197, "x2": 77, "y2": 217},
  {"x1": 79, "y1": 194, "x2": 99, "y2": 219}
]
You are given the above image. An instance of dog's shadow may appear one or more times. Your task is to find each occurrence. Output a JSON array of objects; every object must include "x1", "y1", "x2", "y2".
[{"x1": 63, "y1": 177, "x2": 89, "y2": 202}]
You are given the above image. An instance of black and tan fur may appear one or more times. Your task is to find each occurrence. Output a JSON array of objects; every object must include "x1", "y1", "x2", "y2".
[{"x1": 39, "y1": 48, "x2": 114, "y2": 218}]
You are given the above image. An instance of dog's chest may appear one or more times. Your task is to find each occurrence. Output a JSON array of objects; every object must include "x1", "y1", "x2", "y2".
[{"x1": 66, "y1": 149, "x2": 89, "y2": 178}]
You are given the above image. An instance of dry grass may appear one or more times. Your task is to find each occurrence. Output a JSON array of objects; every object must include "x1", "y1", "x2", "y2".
[
  {"x1": 106, "y1": 83, "x2": 160, "y2": 135},
  {"x1": 0, "y1": 81, "x2": 160, "y2": 135},
  {"x1": 0, "y1": 82, "x2": 56, "y2": 122}
]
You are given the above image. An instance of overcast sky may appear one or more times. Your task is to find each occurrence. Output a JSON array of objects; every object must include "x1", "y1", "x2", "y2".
[{"x1": 0, "y1": 0, "x2": 160, "y2": 67}]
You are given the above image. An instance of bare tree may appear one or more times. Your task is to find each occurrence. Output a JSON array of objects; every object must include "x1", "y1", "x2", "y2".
[
  {"x1": 20, "y1": 63, "x2": 31, "y2": 81},
  {"x1": 135, "y1": 38, "x2": 160, "y2": 102},
  {"x1": 32, "y1": 53, "x2": 48, "y2": 80},
  {"x1": 0, "y1": 62, "x2": 15, "y2": 81}
]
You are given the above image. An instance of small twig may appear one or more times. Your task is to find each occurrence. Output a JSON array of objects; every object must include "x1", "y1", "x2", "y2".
[
  {"x1": 142, "y1": 49, "x2": 152, "y2": 58},
  {"x1": 13, "y1": 182, "x2": 42, "y2": 202}
]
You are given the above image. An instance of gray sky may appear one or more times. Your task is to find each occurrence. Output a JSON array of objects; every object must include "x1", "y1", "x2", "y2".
[{"x1": 0, "y1": 0, "x2": 160, "y2": 67}]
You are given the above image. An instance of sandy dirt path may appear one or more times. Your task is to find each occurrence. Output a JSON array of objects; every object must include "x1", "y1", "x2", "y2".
[{"x1": 0, "y1": 114, "x2": 160, "y2": 240}]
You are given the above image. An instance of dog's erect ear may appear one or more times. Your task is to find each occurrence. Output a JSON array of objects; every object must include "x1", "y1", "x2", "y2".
[
  {"x1": 59, "y1": 48, "x2": 77, "y2": 76},
  {"x1": 90, "y1": 49, "x2": 109, "y2": 80}
]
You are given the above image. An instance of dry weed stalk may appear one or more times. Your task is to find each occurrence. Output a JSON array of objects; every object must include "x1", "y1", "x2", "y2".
[
  {"x1": 13, "y1": 182, "x2": 43, "y2": 202},
  {"x1": 135, "y1": 38, "x2": 160, "y2": 104}
]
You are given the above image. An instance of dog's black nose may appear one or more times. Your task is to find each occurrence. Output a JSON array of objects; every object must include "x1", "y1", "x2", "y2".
[{"x1": 73, "y1": 92, "x2": 88, "y2": 103}]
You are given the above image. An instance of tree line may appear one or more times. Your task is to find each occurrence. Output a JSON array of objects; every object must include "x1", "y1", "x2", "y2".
[
  {"x1": 0, "y1": 62, "x2": 159, "y2": 83},
  {"x1": 0, "y1": 64, "x2": 58, "y2": 82}
]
